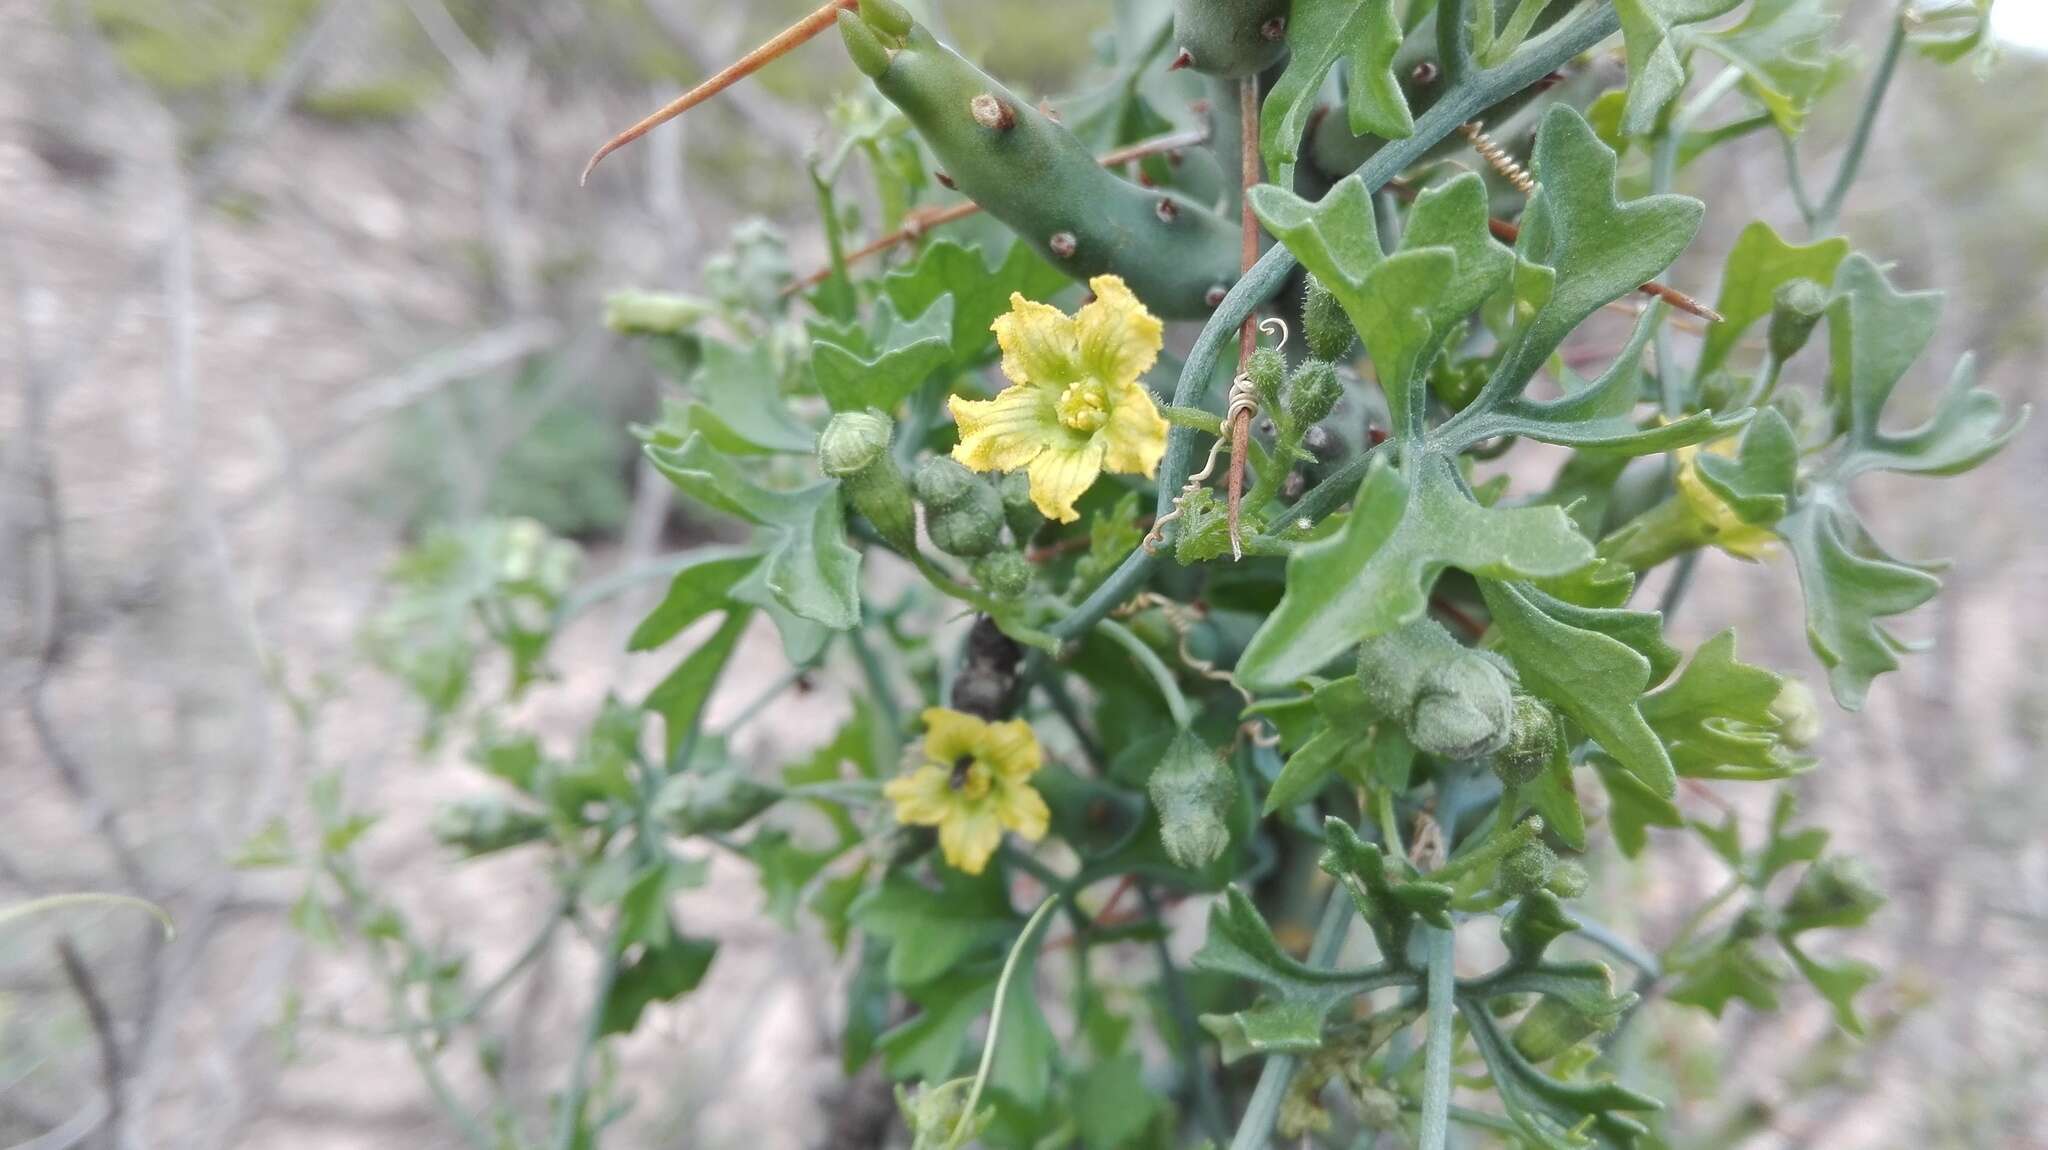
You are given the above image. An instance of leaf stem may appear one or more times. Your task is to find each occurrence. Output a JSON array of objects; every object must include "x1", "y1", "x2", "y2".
[
  {"x1": 1227, "y1": 886, "x2": 1356, "y2": 1150},
  {"x1": 949, "y1": 893, "x2": 1065, "y2": 1148},
  {"x1": 1099, "y1": 618, "x2": 1195, "y2": 728},
  {"x1": 1142, "y1": 884, "x2": 1231, "y2": 1144},
  {"x1": 552, "y1": 920, "x2": 625, "y2": 1150},
  {"x1": 1417, "y1": 925, "x2": 1458, "y2": 1150},
  {"x1": 1813, "y1": 4, "x2": 1910, "y2": 236}
]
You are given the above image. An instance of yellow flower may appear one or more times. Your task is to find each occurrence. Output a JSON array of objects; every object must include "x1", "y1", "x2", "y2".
[
  {"x1": 1675, "y1": 437, "x2": 1776, "y2": 559},
  {"x1": 948, "y1": 275, "x2": 1170, "y2": 523},
  {"x1": 884, "y1": 707, "x2": 1049, "y2": 875}
]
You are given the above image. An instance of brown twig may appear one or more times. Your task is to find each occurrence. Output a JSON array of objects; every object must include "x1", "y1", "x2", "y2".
[
  {"x1": 581, "y1": 0, "x2": 858, "y2": 184},
  {"x1": 56, "y1": 936, "x2": 126, "y2": 1147},
  {"x1": 781, "y1": 127, "x2": 1213, "y2": 296},
  {"x1": 1225, "y1": 78, "x2": 1261, "y2": 554}
]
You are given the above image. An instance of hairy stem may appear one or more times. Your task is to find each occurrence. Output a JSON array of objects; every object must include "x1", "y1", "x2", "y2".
[
  {"x1": 1227, "y1": 887, "x2": 1356, "y2": 1150},
  {"x1": 1417, "y1": 925, "x2": 1457, "y2": 1150},
  {"x1": 1813, "y1": 4, "x2": 1910, "y2": 235},
  {"x1": 949, "y1": 893, "x2": 1064, "y2": 1147},
  {"x1": 1100, "y1": 618, "x2": 1195, "y2": 728}
]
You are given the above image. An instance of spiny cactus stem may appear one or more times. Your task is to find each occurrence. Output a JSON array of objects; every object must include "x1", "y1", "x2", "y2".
[
  {"x1": 780, "y1": 125, "x2": 1213, "y2": 296},
  {"x1": 581, "y1": 0, "x2": 857, "y2": 184}
]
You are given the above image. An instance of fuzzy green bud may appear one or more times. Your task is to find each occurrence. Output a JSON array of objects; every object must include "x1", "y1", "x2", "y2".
[
  {"x1": 1782, "y1": 856, "x2": 1885, "y2": 933},
  {"x1": 1148, "y1": 731, "x2": 1236, "y2": 868},
  {"x1": 432, "y1": 797, "x2": 549, "y2": 858},
  {"x1": 602, "y1": 290, "x2": 710, "y2": 336},
  {"x1": 1284, "y1": 358, "x2": 1342, "y2": 428},
  {"x1": 915, "y1": 458, "x2": 1005, "y2": 557},
  {"x1": 1247, "y1": 345, "x2": 1287, "y2": 413},
  {"x1": 895, "y1": 1079, "x2": 989, "y2": 1150},
  {"x1": 837, "y1": 9, "x2": 893, "y2": 78},
  {"x1": 1302, "y1": 274, "x2": 1356, "y2": 361},
  {"x1": 1767, "y1": 278, "x2": 1829, "y2": 364},
  {"x1": 1511, "y1": 994, "x2": 1617, "y2": 1063},
  {"x1": 820, "y1": 410, "x2": 917, "y2": 551},
  {"x1": 996, "y1": 471, "x2": 1043, "y2": 542},
  {"x1": 1498, "y1": 840, "x2": 1559, "y2": 897},
  {"x1": 1495, "y1": 695, "x2": 1558, "y2": 786},
  {"x1": 1769, "y1": 679, "x2": 1823, "y2": 750},
  {"x1": 969, "y1": 551, "x2": 1034, "y2": 599},
  {"x1": 1546, "y1": 858, "x2": 1590, "y2": 899},
  {"x1": 653, "y1": 768, "x2": 780, "y2": 836},
  {"x1": 859, "y1": 0, "x2": 915, "y2": 38},
  {"x1": 1358, "y1": 618, "x2": 1517, "y2": 760}
]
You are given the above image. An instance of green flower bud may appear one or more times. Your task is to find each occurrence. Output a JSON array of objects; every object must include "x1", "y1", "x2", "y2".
[
  {"x1": 602, "y1": 290, "x2": 711, "y2": 336},
  {"x1": 1358, "y1": 618, "x2": 1517, "y2": 760},
  {"x1": 653, "y1": 768, "x2": 780, "y2": 836},
  {"x1": 996, "y1": 471, "x2": 1043, "y2": 542},
  {"x1": 1495, "y1": 695, "x2": 1558, "y2": 786},
  {"x1": 837, "y1": 9, "x2": 893, "y2": 78},
  {"x1": 820, "y1": 411, "x2": 918, "y2": 551},
  {"x1": 1511, "y1": 993, "x2": 1619, "y2": 1063},
  {"x1": 1498, "y1": 840, "x2": 1559, "y2": 897},
  {"x1": 1247, "y1": 345, "x2": 1287, "y2": 413},
  {"x1": 896, "y1": 1079, "x2": 989, "y2": 1150},
  {"x1": 1546, "y1": 858, "x2": 1590, "y2": 899},
  {"x1": 969, "y1": 551, "x2": 1034, "y2": 599},
  {"x1": 1782, "y1": 855, "x2": 1885, "y2": 933},
  {"x1": 1302, "y1": 274, "x2": 1356, "y2": 362},
  {"x1": 916, "y1": 458, "x2": 1006, "y2": 557},
  {"x1": 1769, "y1": 678, "x2": 1823, "y2": 750},
  {"x1": 859, "y1": 0, "x2": 915, "y2": 38},
  {"x1": 1767, "y1": 277, "x2": 1829, "y2": 363},
  {"x1": 432, "y1": 797, "x2": 549, "y2": 858},
  {"x1": 1148, "y1": 731, "x2": 1236, "y2": 869},
  {"x1": 1283, "y1": 358, "x2": 1342, "y2": 428}
]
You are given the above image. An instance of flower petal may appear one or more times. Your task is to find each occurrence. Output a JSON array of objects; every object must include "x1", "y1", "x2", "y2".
[
  {"x1": 938, "y1": 804, "x2": 1005, "y2": 874},
  {"x1": 1075, "y1": 275, "x2": 1162, "y2": 386},
  {"x1": 992, "y1": 293, "x2": 1080, "y2": 389},
  {"x1": 949, "y1": 386, "x2": 1058, "y2": 474},
  {"x1": 884, "y1": 765, "x2": 956, "y2": 827},
  {"x1": 920, "y1": 707, "x2": 988, "y2": 765},
  {"x1": 1025, "y1": 438, "x2": 1107, "y2": 524},
  {"x1": 993, "y1": 780, "x2": 1050, "y2": 842},
  {"x1": 978, "y1": 719, "x2": 1042, "y2": 783},
  {"x1": 1100, "y1": 381, "x2": 1169, "y2": 477}
]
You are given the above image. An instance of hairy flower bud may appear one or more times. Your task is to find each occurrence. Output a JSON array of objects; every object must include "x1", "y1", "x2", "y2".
[
  {"x1": 996, "y1": 471, "x2": 1043, "y2": 543},
  {"x1": 1546, "y1": 858, "x2": 1590, "y2": 899},
  {"x1": 654, "y1": 768, "x2": 780, "y2": 836},
  {"x1": 1358, "y1": 618, "x2": 1517, "y2": 760},
  {"x1": 1302, "y1": 274, "x2": 1356, "y2": 362},
  {"x1": 1769, "y1": 679, "x2": 1823, "y2": 750},
  {"x1": 969, "y1": 551, "x2": 1033, "y2": 599},
  {"x1": 1498, "y1": 840, "x2": 1559, "y2": 897},
  {"x1": 915, "y1": 458, "x2": 1005, "y2": 557},
  {"x1": 895, "y1": 1079, "x2": 989, "y2": 1150},
  {"x1": 1782, "y1": 855, "x2": 1885, "y2": 933},
  {"x1": 1767, "y1": 277, "x2": 1829, "y2": 363},
  {"x1": 432, "y1": 797, "x2": 549, "y2": 858},
  {"x1": 821, "y1": 410, "x2": 917, "y2": 551},
  {"x1": 1247, "y1": 345, "x2": 1287, "y2": 413},
  {"x1": 1495, "y1": 695, "x2": 1559, "y2": 786},
  {"x1": 1284, "y1": 358, "x2": 1342, "y2": 428},
  {"x1": 1148, "y1": 730, "x2": 1236, "y2": 868}
]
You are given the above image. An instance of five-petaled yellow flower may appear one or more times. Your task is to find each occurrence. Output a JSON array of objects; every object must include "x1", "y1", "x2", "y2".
[
  {"x1": 884, "y1": 707, "x2": 1049, "y2": 875},
  {"x1": 948, "y1": 275, "x2": 1170, "y2": 523}
]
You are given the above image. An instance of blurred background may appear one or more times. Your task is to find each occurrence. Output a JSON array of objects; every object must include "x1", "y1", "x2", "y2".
[{"x1": 1, "y1": 1, "x2": 2042, "y2": 1147}]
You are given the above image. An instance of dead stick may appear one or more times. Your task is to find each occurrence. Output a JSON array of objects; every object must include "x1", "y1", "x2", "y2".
[{"x1": 1225, "y1": 77, "x2": 1260, "y2": 553}]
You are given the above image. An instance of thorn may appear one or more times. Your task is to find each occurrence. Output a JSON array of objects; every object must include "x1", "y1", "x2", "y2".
[
  {"x1": 581, "y1": 0, "x2": 857, "y2": 184},
  {"x1": 1204, "y1": 285, "x2": 1229, "y2": 308},
  {"x1": 1260, "y1": 16, "x2": 1287, "y2": 40},
  {"x1": 1410, "y1": 60, "x2": 1441, "y2": 86},
  {"x1": 1048, "y1": 231, "x2": 1078, "y2": 258},
  {"x1": 1169, "y1": 47, "x2": 1195, "y2": 71},
  {"x1": 1037, "y1": 97, "x2": 1062, "y2": 124},
  {"x1": 1155, "y1": 198, "x2": 1179, "y2": 222},
  {"x1": 970, "y1": 93, "x2": 1016, "y2": 131},
  {"x1": 935, "y1": 170, "x2": 956, "y2": 189},
  {"x1": 1536, "y1": 69, "x2": 1568, "y2": 91}
]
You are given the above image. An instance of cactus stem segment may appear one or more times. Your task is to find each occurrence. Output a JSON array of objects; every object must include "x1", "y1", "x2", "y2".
[
  {"x1": 969, "y1": 93, "x2": 1016, "y2": 131},
  {"x1": 581, "y1": 0, "x2": 857, "y2": 184}
]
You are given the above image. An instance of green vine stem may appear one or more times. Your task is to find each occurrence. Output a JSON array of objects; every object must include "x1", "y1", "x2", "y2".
[
  {"x1": 1418, "y1": 925, "x2": 1458, "y2": 1150},
  {"x1": 1813, "y1": 3, "x2": 1910, "y2": 235},
  {"x1": 1099, "y1": 618, "x2": 1195, "y2": 727},
  {"x1": 1051, "y1": 1, "x2": 1624, "y2": 644},
  {"x1": 1227, "y1": 886, "x2": 1357, "y2": 1150},
  {"x1": 948, "y1": 892, "x2": 1066, "y2": 1148}
]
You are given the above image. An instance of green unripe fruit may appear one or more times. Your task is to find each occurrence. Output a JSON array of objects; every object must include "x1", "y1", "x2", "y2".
[
  {"x1": 1495, "y1": 695, "x2": 1559, "y2": 787},
  {"x1": 1546, "y1": 859, "x2": 1590, "y2": 899},
  {"x1": 1247, "y1": 345, "x2": 1287, "y2": 413},
  {"x1": 1767, "y1": 277, "x2": 1830, "y2": 363},
  {"x1": 1511, "y1": 993, "x2": 1619, "y2": 1063},
  {"x1": 1358, "y1": 618, "x2": 1517, "y2": 760},
  {"x1": 1172, "y1": 0, "x2": 1289, "y2": 77},
  {"x1": 858, "y1": 0, "x2": 914, "y2": 39},
  {"x1": 915, "y1": 457, "x2": 1005, "y2": 557},
  {"x1": 1782, "y1": 856, "x2": 1885, "y2": 933},
  {"x1": 820, "y1": 410, "x2": 918, "y2": 552},
  {"x1": 969, "y1": 551, "x2": 1033, "y2": 599},
  {"x1": 1303, "y1": 275, "x2": 1356, "y2": 362},
  {"x1": 1284, "y1": 358, "x2": 1342, "y2": 428},
  {"x1": 996, "y1": 471, "x2": 1043, "y2": 542},
  {"x1": 837, "y1": 10, "x2": 893, "y2": 78},
  {"x1": 1148, "y1": 731, "x2": 1236, "y2": 869},
  {"x1": 1498, "y1": 840, "x2": 1559, "y2": 897},
  {"x1": 1769, "y1": 679, "x2": 1823, "y2": 750},
  {"x1": 432, "y1": 797, "x2": 549, "y2": 858},
  {"x1": 654, "y1": 768, "x2": 780, "y2": 837}
]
